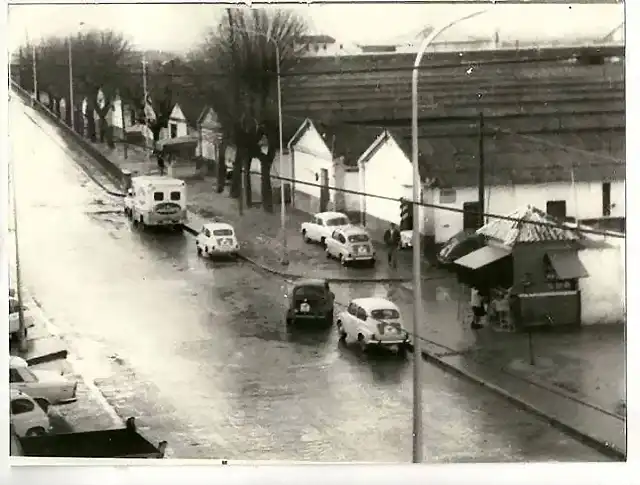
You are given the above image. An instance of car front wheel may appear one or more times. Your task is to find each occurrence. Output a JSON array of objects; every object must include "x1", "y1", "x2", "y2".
[
  {"x1": 336, "y1": 321, "x2": 347, "y2": 341},
  {"x1": 302, "y1": 230, "x2": 311, "y2": 243}
]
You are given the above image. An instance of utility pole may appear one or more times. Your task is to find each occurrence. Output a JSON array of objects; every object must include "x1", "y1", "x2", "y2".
[
  {"x1": 478, "y1": 111, "x2": 485, "y2": 226},
  {"x1": 10, "y1": 156, "x2": 27, "y2": 353}
]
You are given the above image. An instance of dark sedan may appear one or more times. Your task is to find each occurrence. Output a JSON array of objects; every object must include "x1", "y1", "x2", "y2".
[{"x1": 285, "y1": 279, "x2": 334, "y2": 327}]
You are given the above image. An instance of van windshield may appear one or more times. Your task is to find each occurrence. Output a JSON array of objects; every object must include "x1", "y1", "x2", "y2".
[{"x1": 213, "y1": 229, "x2": 233, "y2": 236}]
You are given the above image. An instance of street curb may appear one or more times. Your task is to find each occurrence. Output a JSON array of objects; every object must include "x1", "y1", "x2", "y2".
[
  {"x1": 404, "y1": 342, "x2": 625, "y2": 461},
  {"x1": 181, "y1": 220, "x2": 449, "y2": 284},
  {"x1": 25, "y1": 350, "x2": 69, "y2": 366}
]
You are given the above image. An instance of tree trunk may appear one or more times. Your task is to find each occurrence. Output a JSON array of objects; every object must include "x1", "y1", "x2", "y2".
[
  {"x1": 230, "y1": 146, "x2": 243, "y2": 199},
  {"x1": 216, "y1": 141, "x2": 227, "y2": 193},
  {"x1": 260, "y1": 156, "x2": 275, "y2": 213},
  {"x1": 244, "y1": 156, "x2": 252, "y2": 207},
  {"x1": 86, "y1": 100, "x2": 97, "y2": 142}
]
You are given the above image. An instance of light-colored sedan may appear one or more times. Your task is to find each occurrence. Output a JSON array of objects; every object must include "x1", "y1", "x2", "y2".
[
  {"x1": 325, "y1": 225, "x2": 376, "y2": 266},
  {"x1": 10, "y1": 389, "x2": 52, "y2": 437},
  {"x1": 300, "y1": 211, "x2": 350, "y2": 247},
  {"x1": 10, "y1": 356, "x2": 78, "y2": 404},
  {"x1": 336, "y1": 297, "x2": 409, "y2": 353},
  {"x1": 196, "y1": 222, "x2": 240, "y2": 258}
]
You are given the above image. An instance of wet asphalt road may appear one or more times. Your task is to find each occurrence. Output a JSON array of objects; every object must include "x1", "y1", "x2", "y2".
[{"x1": 10, "y1": 98, "x2": 608, "y2": 461}]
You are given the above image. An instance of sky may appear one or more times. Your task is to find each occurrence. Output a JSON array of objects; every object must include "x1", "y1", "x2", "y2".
[{"x1": 7, "y1": 1, "x2": 625, "y2": 54}]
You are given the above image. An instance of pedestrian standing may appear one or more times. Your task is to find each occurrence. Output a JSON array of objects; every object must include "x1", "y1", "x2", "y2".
[
  {"x1": 383, "y1": 223, "x2": 401, "y2": 270},
  {"x1": 470, "y1": 286, "x2": 485, "y2": 330},
  {"x1": 157, "y1": 150, "x2": 166, "y2": 176}
]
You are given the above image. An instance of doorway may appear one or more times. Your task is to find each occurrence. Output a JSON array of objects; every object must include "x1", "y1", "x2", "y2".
[{"x1": 462, "y1": 201, "x2": 482, "y2": 230}]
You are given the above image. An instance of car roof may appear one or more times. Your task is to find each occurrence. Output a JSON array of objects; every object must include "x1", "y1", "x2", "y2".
[
  {"x1": 351, "y1": 297, "x2": 399, "y2": 311},
  {"x1": 9, "y1": 355, "x2": 28, "y2": 368},
  {"x1": 294, "y1": 278, "x2": 327, "y2": 287},
  {"x1": 203, "y1": 222, "x2": 234, "y2": 231},
  {"x1": 317, "y1": 211, "x2": 348, "y2": 219},
  {"x1": 134, "y1": 175, "x2": 185, "y2": 186}
]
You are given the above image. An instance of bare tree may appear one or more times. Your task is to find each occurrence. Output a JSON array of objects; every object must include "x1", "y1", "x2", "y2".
[
  {"x1": 20, "y1": 30, "x2": 133, "y2": 145},
  {"x1": 197, "y1": 8, "x2": 308, "y2": 212}
]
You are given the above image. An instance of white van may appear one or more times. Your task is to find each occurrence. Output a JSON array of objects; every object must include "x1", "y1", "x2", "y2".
[{"x1": 124, "y1": 176, "x2": 187, "y2": 230}]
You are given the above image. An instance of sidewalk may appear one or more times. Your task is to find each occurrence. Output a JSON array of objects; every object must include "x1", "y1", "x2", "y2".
[{"x1": 100, "y1": 142, "x2": 433, "y2": 283}]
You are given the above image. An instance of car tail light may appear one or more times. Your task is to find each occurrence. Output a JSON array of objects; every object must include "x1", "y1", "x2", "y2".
[{"x1": 72, "y1": 382, "x2": 78, "y2": 397}]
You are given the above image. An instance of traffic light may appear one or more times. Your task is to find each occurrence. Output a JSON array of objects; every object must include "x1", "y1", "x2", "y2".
[{"x1": 400, "y1": 198, "x2": 413, "y2": 231}]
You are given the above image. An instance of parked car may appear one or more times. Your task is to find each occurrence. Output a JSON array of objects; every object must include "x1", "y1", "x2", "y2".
[
  {"x1": 436, "y1": 231, "x2": 485, "y2": 267},
  {"x1": 301, "y1": 212, "x2": 350, "y2": 247},
  {"x1": 196, "y1": 222, "x2": 240, "y2": 259},
  {"x1": 285, "y1": 279, "x2": 335, "y2": 327},
  {"x1": 325, "y1": 225, "x2": 376, "y2": 267},
  {"x1": 10, "y1": 389, "x2": 52, "y2": 438},
  {"x1": 10, "y1": 356, "x2": 78, "y2": 404},
  {"x1": 336, "y1": 297, "x2": 409, "y2": 353}
]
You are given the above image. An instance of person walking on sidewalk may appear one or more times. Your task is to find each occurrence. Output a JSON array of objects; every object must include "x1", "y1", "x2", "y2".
[
  {"x1": 384, "y1": 223, "x2": 401, "y2": 270},
  {"x1": 470, "y1": 286, "x2": 485, "y2": 330}
]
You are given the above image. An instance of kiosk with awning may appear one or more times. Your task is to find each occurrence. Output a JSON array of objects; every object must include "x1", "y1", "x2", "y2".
[{"x1": 453, "y1": 205, "x2": 589, "y2": 331}]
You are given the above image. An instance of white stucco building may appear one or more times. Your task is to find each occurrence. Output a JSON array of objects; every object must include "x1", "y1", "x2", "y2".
[{"x1": 361, "y1": 128, "x2": 624, "y2": 245}]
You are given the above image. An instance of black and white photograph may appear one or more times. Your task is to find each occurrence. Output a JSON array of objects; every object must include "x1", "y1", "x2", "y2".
[{"x1": 6, "y1": 0, "x2": 628, "y2": 472}]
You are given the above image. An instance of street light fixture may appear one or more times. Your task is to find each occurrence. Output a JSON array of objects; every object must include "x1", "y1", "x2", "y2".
[
  {"x1": 410, "y1": 8, "x2": 489, "y2": 463},
  {"x1": 229, "y1": 27, "x2": 288, "y2": 266}
]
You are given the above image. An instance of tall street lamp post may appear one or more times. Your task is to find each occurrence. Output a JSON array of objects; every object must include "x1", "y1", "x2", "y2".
[{"x1": 410, "y1": 8, "x2": 489, "y2": 463}]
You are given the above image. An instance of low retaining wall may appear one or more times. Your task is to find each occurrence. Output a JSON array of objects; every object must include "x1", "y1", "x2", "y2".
[{"x1": 11, "y1": 81, "x2": 126, "y2": 190}]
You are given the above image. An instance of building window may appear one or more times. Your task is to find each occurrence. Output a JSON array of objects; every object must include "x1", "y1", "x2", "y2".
[
  {"x1": 543, "y1": 255, "x2": 577, "y2": 291},
  {"x1": 170, "y1": 123, "x2": 178, "y2": 138},
  {"x1": 602, "y1": 182, "x2": 611, "y2": 216},
  {"x1": 439, "y1": 188, "x2": 456, "y2": 204},
  {"x1": 546, "y1": 200, "x2": 567, "y2": 219}
]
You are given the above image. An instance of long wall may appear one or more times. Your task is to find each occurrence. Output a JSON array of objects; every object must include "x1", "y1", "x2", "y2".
[{"x1": 431, "y1": 180, "x2": 625, "y2": 244}]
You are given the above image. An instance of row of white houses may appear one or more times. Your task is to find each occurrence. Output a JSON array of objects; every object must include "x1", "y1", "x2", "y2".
[
  {"x1": 195, "y1": 109, "x2": 625, "y2": 246},
  {"x1": 41, "y1": 89, "x2": 624, "y2": 248}
]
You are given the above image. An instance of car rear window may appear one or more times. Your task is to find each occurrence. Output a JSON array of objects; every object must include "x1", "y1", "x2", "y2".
[
  {"x1": 293, "y1": 286, "x2": 327, "y2": 300},
  {"x1": 348, "y1": 234, "x2": 369, "y2": 243},
  {"x1": 370, "y1": 309, "x2": 400, "y2": 320},
  {"x1": 213, "y1": 229, "x2": 233, "y2": 236},
  {"x1": 154, "y1": 192, "x2": 164, "y2": 201},
  {"x1": 326, "y1": 217, "x2": 348, "y2": 227},
  {"x1": 170, "y1": 191, "x2": 181, "y2": 201}
]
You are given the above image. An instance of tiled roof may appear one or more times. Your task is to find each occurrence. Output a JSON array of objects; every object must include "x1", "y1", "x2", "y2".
[
  {"x1": 477, "y1": 205, "x2": 583, "y2": 246},
  {"x1": 282, "y1": 46, "x2": 624, "y2": 125},
  {"x1": 290, "y1": 119, "x2": 382, "y2": 167},
  {"x1": 409, "y1": 128, "x2": 624, "y2": 187}
]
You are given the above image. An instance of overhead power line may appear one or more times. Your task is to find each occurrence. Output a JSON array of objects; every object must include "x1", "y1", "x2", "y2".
[{"x1": 235, "y1": 170, "x2": 625, "y2": 239}]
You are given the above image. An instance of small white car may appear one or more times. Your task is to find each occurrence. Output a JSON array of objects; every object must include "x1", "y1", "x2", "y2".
[
  {"x1": 301, "y1": 212, "x2": 350, "y2": 247},
  {"x1": 336, "y1": 297, "x2": 409, "y2": 352},
  {"x1": 196, "y1": 222, "x2": 240, "y2": 258},
  {"x1": 10, "y1": 388, "x2": 52, "y2": 437},
  {"x1": 10, "y1": 356, "x2": 78, "y2": 404},
  {"x1": 400, "y1": 230, "x2": 413, "y2": 249},
  {"x1": 325, "y1": 225, "x2": 376, "y2": 266}
]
